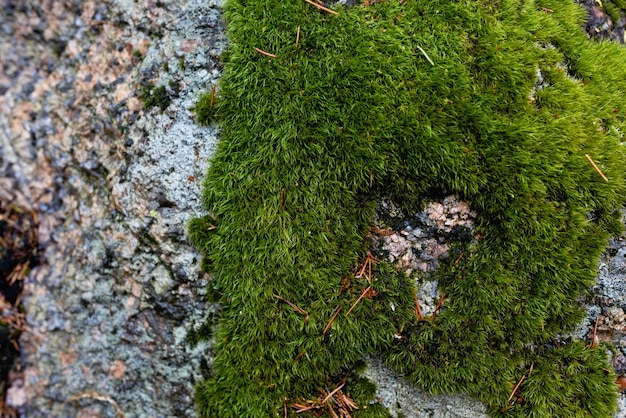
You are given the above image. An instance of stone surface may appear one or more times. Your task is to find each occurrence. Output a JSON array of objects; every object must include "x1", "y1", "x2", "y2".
[
  {"x1": 363, "y1": 357, "x2": 489, "y2": 418},
  {"x1": 0, "y1": 0, "x2": 225, "y2": 416}
]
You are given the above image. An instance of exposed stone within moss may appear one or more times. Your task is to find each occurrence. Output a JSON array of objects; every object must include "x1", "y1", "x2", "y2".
[{"x1": 191, "y1": 0, "x2": 626, "y2": 416}]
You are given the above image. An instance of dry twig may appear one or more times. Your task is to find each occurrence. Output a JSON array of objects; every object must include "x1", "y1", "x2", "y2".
[
  {"x1": 507, "y1": 375, "x2": 526, "y2": 404},
  {"x1": 281, "y1": 188, "x2": 286, "y2": 212},
  {"x1": 209, "y1": 85, "x2": 216, "y2": 107},
  {"x1": 296, "y1": 26, "x2": 301, "y2": 48},
  {"x1": 591, "y1": 316, "x2": 600, "y2": 349},
  {"x1": 413, "y1": 291, "x2": 424, "y2": 320},
  {"x1": 254, "y1": 47, "x2": 277, "y2": 58},
  {"x1": 431, "y1": 292, "x2": 446, "y2": 319},
  {"x1": 273, "y1": 294, "x2": 310, "y2": 321},
  {"x1": 292, "y1": 349, "x2": 307, "y2": 365},
  {"x1": 304, "y1": 0, "x2": 339, "y2": 15},
  {"x1": 585, "y1": 154, "x2": 609, "y2": 182},
  {"x1": 345, "y1": 286, "x2": 372, "y2": 317},
  {"x1": 323, "y1": 306, "x2": 343, "y2": 335}
]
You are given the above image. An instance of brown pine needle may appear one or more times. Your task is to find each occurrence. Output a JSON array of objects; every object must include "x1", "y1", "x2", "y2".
[
  {"x1": 281, "y1": 188, "x2": 286, "y2": 212},
  {"x1": 304, "y1": 0, "x2": 339, "y2": 15},
  {"x1": 283, "y1": 398, "x2": 288, "y2": 418},
  {"x1": 431, "y1": 292, "x2": 446, "y2": 319},
  {"x1": 293, "y1": 404, "x2": 316, "y2": 413},
  {"x1": 323, "y1": 306, "x2": 343, "y2": 335},
  {"x1": 413, "y1": 292, "x2": 424, "y2": 320},
  {"x1": 585, "y1": 154, "x2": 609, "y2": 182},
  {"x1": 209, "y1": 85, "x2": 216, "y2": 107},
  {"x1": 453, "y1": 252, "x2": 464, "y2": 267},
  {"x1": 345, "y1": 286, "x2": 371, "y2": 317},
  {"x1": 356, "y1": 253, "x2": 378, "y2": 279},
  {"x1": 356, "y1": 258, "x2": 369, "y2": 278},
  {"x1": 507, "y1": 375, "x2": 526, "y2": 404},
  {"x1": 292, "y1": 349, "x2": 307, "y2": 365},
  {"x1": 255, "y1": 47, "x2": 277, "y2": 58},
  {"x1": 273, "y1": 294, "x2": 309, "y2": 321},
  {"x1": 296, "y1": 26, "x2": 301, "y2": 48},
  {"x1": 591, "y1": 316, "x2": 600, "y2": 349},
  {"x1": 327, "y1": 404, "x2": 339, "y2": 418},
  {"x1": 339, "y1": 274, "x2": 351, "y2": 293},
  {"x1": 321, "y1": 383, "x2": 345, "y2": 405}
]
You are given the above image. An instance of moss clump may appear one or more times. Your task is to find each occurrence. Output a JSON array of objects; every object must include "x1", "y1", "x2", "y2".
[
  {"x1": 191, "y1": 0, "x2": 626, "y2": 416},
  {"x1": 192, "y1": 87, "x2": 219, "y2": 125},
  {"x1": 140, "y1": 84, "x2": 171, "y2": 111}
]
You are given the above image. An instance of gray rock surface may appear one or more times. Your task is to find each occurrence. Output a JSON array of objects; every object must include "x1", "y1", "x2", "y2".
[
  {"x1": 1, "y1": 0, "x2": 225, "y2": 416},
  {"x1": 362, "y1": 357, "x2": 488, "y2": 418}
]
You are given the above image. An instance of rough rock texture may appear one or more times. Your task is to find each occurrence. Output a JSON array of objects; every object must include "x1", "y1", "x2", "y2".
[
  {"x1": 372, "y1": 195, "x2": 477, "y2": 317},
  {"x1": 362, "y1": 357, "x2": 488, "y2": 418},
  {"x1": 0, "y1": 0, "x2": 225, "y2": 416},
  {"x1": 0, "y1": 0, "x2": 625, "y2": 417},
  {"x1": 578, "y1": 0, "x2": 626, "y2": 43}
]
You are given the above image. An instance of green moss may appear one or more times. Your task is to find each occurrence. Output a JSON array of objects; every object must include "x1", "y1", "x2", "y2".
[
  {"x1": 140, "y1": 85, "x2": 171, "y2": 111},
  {"x1": 191, "y1": 0, "x2": 626, "y2": 416},
  {"x1": 192, "y1": 88, "x2": 219, "y2": 125}
]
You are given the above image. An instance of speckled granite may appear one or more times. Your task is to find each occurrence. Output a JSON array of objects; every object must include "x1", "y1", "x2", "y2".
[{"x1": 1, "y1": 0, "x2": 225, "y2": 416}]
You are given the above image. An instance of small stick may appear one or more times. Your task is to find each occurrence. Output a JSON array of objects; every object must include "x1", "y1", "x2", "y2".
[
  {"x1": 255, "y1": 47, "x2": 277, "y2": 58},
  {"x1": 293, "y1": 404, "x2": 316, "y2": 413},
  {"x1": 323, "y1": 306, "x2": 343, "y2": 335},
  {"x1": 431, "y1": 292, "x2": 446, "y2": 319},
  {"x1": 528, "y1": 363, "x2": 534, "y2": 377},
  {"x1": 356, "y1": 253, "x2": 378, "y2": 278},
  {"x1": 339, "y1": 274, "x2": 351, "y2": 293},
  {"x1": 292, "y1": 349, "x2": 307, "y2": 365},
  {"x1": 417, "y1": 45, "x2": 434, "y2": 66},
  {"x1": 281, "y1": 188, "x2": 286, "y2": 212},
  {"x1": 327, "y1": 404, "x2": 339, "y2": 418},
  {"x1": 273, "y1": 294, "x2": 309, "y2": 321},
  {"x1": 304, "y1": 0, "x2": 339, "y2": 15},
  {"x1": 413, "y1": 292, "x2": 424, "y2": 320},
  {"x1": 209, "y1": 85, "x2": 216, "y2": 107},
  {"x1": 355, "y1": 257, "x2": 369, "y2": 278},
  {"x1": 591, "y1": 316, "x2": 600, "y2": 349},
  {"x1": 585, "y1": 154, "x2": 609, "y2": 182},
  {"x1": 550, "y1": 337, "x2": 560, "y2": 349},
  {"x1": 507, "y1": 375, "x2": 526, "y2": 404},
  {"x1": 283, "y1": 398, "x2": 288, "y2": 418},
  {"x1": 453, "y1": 252, "x2": 464, "y2": 267},
  {"x1": 321, "y1": 383, "x2": 345, "y2": 404},
  {"x1": 541, "y1": 7, "x2": 554, "y2": 12},
  {"x1": 296, "y1": 26, "x2": 301, "y2": 48},
  {"x1": 345, "y1": 286, "x2": 372, "y2": 317}
]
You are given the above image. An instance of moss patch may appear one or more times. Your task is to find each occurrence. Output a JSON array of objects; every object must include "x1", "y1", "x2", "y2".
[{"x1": 190, "y1": 0, "x2": 626, "y2": 416}]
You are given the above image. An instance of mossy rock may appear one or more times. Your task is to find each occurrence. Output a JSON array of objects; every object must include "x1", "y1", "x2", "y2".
[{"x1": 191, "y1": 0, "x2": 626, "y2": 416}]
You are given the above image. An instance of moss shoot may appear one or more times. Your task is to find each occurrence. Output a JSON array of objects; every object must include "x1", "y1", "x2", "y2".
[{"x1": 190, "y1": 0, "x2": 626, "y2": 416}]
